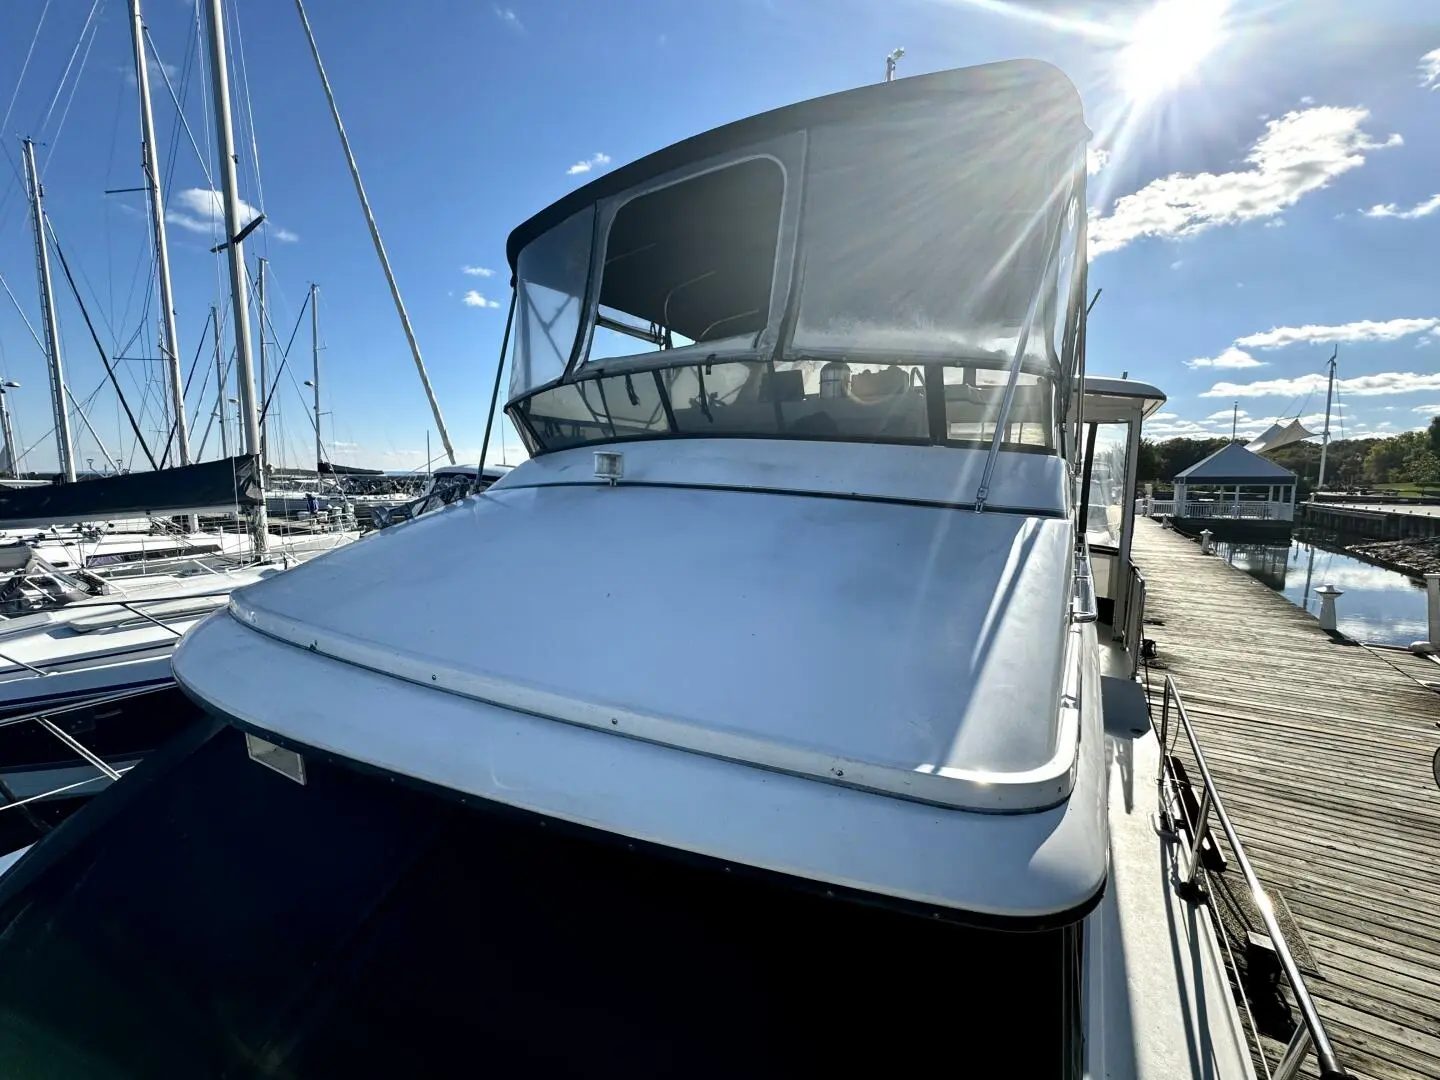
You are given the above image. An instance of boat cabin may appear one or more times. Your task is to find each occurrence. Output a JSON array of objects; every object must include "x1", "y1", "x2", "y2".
[
  {"x1": 0, "y1": 62, "x2": 1262, "y2": 1080},
  {"x1": 1078, "y1": 375, "x2": 1167, "y2": 658}
]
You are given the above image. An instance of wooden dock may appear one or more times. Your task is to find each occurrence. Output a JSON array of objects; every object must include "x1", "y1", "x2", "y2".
[{"x1": 1131, "y1": 519, "x2": 1440, "y2": 1080}]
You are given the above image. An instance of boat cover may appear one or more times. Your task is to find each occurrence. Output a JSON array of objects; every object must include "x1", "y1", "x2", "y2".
[{"x1": 0, "y1": 455, "x2": 261, "y2": 528}]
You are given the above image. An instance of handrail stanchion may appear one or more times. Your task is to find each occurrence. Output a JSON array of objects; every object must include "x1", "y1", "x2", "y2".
[{"x1": 1159, "y1": 673, "x2": 1356, "y2": 1080}]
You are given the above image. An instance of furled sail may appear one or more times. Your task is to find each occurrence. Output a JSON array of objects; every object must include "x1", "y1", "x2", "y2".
[{"x1": 0, "y1": 455, "x2": 262, "y2": 529}]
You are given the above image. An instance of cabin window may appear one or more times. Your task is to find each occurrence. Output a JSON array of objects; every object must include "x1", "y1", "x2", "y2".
[
  {"x1": 512, "y1": 207, "x2": 595, "y2": 400},
  {"x1": 1080, "y1": 422, "x2": 1130, "y2": 551},
  {"x1": 0, "y1": 723, "x2": 1090, "y2": 1078},
  {"x1": 791, "y1": 101, "x2": 1073, "y2": 370},
  {"x1": 587, "y1": 158, "x2": 785, "y2": 364}
]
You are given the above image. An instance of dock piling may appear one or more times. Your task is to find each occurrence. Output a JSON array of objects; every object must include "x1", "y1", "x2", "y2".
[
  {"x1": 1416, "y1": 572, "x2": 1440, "y2": 656},
  {"x1": 1315, "y1": 583, "x2": 1342, "y2": 631}
]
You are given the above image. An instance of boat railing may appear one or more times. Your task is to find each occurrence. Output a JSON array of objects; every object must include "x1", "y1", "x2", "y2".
[
  {"x1": 1157, "y1": 674, "x2": 1355, "y2": 1080},
  {"x1": 1122, "y1": 565, "x2": 1147, "y2": 677},
  {"x1": 0, "y1": 686, "x2": 166, "y2": 813},
  {"x1": 0, "y1": 587, "x2": 234, "y2": 680}
]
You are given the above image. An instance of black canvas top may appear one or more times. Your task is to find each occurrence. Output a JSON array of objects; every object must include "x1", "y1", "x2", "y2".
[
  {"x1": 505, "y1": 60, "x2": 1087, "y2": 269},
  {"x1": 0, "y1": 455, "x2": 261, "y2": 528}
]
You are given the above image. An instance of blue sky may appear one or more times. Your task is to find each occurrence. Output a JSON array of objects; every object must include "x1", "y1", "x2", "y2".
[{"x1": 0, "y1": 0, "x2": 1436, "y2": 474}]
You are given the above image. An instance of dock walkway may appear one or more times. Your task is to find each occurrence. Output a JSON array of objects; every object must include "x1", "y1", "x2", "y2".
[{"x1": 1131, "y1": 519, "x2": 1440, "y2": 1080}]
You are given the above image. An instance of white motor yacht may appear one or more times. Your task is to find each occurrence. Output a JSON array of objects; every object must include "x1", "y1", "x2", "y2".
[{"x1": 0, "y1": 61, "x2": 1351, "y2": 1080}]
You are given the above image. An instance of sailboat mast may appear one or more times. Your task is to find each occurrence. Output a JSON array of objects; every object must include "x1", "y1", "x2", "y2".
[
  {"x1": 291, "y1": 0, "x2": 457, "y2": 465},
  {"x1": 129, "y1": 0, "x2": 189, "y2": 469},
  {"x1": 213, "y1": 304, "x2": 228, "y2": 458},
  {"x1": 1318, "y1": 347, "x2": 1337, "y2": 490},
  {"x1": 21, "y1": 138, "x2": 76, "y2": 483},
  {"x1": 203, "y1": 0, "x2": 268, "y2": 551},
  {"x1": 310, "y1": 282, "x2": 322, "y2": 479}
]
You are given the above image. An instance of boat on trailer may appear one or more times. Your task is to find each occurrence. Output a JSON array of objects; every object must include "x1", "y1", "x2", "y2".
[{"x1": 0, "y1": 62, "x2": 1352, "y2": 1079}]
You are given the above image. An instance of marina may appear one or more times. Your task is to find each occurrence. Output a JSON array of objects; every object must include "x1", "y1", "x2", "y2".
[
  {"x1": 0, "y1": 2, "x2": 1433, "y2": 1078},
  {"x1": 1216, "y1": 531, "x2": 1436, "y2": 647},
  {"x1": 1134, "y1": 519, "x2": 1440, "y2": 1080}
]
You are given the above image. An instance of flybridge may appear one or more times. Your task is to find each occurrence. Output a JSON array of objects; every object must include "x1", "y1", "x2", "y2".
[{"x1": 499, "y1": 62, "x2": 1091, "y2": 480}]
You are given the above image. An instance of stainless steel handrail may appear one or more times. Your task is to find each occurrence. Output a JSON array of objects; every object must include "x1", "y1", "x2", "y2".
[
  {"x1": 0, "y1": 685, "x2": 172, "y2": 813},
  {"x1": 1158, "y1": 674, "x2": 1355, "y2": 1080},
  {"x1": 1072, "y1": 547, "x2": 1098, "y2": 623},
  {"x1": 1123, "y1": 565, "x2": 1147, "y2": 677}
]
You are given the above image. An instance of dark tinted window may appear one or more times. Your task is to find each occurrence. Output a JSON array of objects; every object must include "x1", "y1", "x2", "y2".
[{"x1": 0, "y1": 724, "x2": 1083, "y2": 1077}]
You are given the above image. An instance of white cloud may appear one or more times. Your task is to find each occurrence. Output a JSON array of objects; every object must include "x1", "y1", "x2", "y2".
[
  {"x1": 567, "y1": 152, "x2": 612, "y2": 176},
  {"x1": 1086, "y1": 147, "x2": 1109, "y2": 175},
  {"x1": 121, "y1": 58, "x2": 177, "y2": 87},
  {"x1": 1299, "y1": 95, "x2": 1315, "y2": 105},
  {"x1": 1413, "y1": 403, "x2": 1440, "y2": 414},
  {"x1": 1235, "y1": 317, "x2": 1439, "y2": 350},
  {"x1": 1202, "y1": 371, "x2": 1440, "y2": 398},
  {"x1": 463, "y1": 290, "x2": 500, "y2": 309},
  {"x1": 1206, "y1": 409, "x2": 1249, "y2": 420},
  {"x1": 1421, "y1": 47, "x2": 1440, "y2": 89},
  {"x1": 1144, "y1": 417, "x2": 1228, "y2": 437},
  {"x1": 166, "y1": 187, "x2": 296, "y2": 242},
  {"x1": 1088, "y1": 107, "x2": 1400, "y2": 256},
  {"x1": 493, "y1": 6, "x2": 522, "y2": 31},
  {"x1": 1186, "y1": 346, "x2": 1264, "y2": 369},
  {"x1": 463, "y1": 265, "x2": 495, "y2": 277},
  {"x1": 1362, "y1": 193, "x2": 1440, "y2": 220}
]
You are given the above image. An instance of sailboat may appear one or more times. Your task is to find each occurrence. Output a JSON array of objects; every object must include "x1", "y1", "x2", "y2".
[
  {"x1": 0, "y1": 59, "x2": 1352, "y2": 1079},
  {"x1": 0, "y1": 0, "x2": 357, "y2": 821}
]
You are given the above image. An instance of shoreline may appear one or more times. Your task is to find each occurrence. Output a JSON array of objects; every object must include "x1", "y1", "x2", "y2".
[{"x1": 1341, "y1": 536, "x2": 1440, "y2": 580}]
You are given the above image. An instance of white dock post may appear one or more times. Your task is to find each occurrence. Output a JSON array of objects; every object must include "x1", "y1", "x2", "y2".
[
  {"x1": 1316, "y1": 584, "x2": 1342, "y2": 632},
  {"x1": 1413, "y1": 573, "x2": 1439, "y2": 656},
  {"x1": 1200, "y1": 528, "x2": 1214, "y2": 555}
]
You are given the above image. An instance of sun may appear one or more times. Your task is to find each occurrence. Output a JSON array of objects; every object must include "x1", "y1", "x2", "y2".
[{"x1": 1118, "y1": 0, "x2": 1227, "y2": 103}]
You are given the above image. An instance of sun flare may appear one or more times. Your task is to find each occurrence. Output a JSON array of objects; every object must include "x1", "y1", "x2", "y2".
[{"x1": 1118, "y1": 0, "x2": 1227, "y2": 103}]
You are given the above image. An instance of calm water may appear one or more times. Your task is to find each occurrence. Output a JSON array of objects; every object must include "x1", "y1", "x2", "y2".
[{"x1": 1215, "y1": 531, "x2": 1431, "y2": 646}]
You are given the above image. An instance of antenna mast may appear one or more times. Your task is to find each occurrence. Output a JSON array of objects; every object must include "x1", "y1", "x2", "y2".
[{"x1": 885, "y1": 47, "x2": 905, "y2": 83}]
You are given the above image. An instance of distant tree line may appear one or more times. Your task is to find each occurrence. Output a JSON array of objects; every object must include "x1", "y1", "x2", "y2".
[{"x1": 1138, "y1": 416, "x2": 1440, "y2": 492}]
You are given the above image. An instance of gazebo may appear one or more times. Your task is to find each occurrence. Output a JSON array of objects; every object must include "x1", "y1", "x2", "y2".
[{"x1": 1150, "y1": 443, "x2": 1298, "y2": 538}]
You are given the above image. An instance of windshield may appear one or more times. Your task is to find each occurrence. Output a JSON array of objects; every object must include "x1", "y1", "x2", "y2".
[{"x1": 515, "y1": 357, "x2": 1056, "y2": 452}]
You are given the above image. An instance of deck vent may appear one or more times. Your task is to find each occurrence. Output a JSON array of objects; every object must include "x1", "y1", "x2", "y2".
[
  {"x1": 245, "y1": 734, "x2": 307, "y2": 785},
  {"x1": 593, "y1": 450, "x2": 625, "y2": 486}
]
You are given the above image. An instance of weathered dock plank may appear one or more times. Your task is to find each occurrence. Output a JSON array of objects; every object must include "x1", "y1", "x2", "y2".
[{"x1": 1132, "y1": 519, "x2": 1440, "y2": 1080}]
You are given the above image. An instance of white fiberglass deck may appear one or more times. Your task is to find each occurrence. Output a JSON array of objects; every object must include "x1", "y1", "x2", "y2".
[{"x1": 218, "y1": 443, "x2": 1080, "y2": 812}]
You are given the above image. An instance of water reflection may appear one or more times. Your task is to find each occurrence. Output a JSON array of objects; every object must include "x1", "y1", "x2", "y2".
[{"x1": 1214, "y1": 531, "x2": 1430, "y2": 646}]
